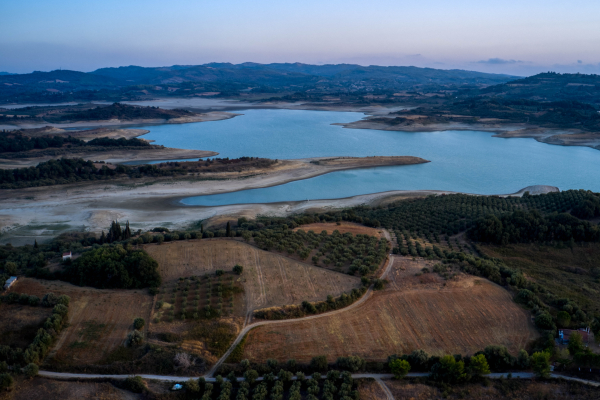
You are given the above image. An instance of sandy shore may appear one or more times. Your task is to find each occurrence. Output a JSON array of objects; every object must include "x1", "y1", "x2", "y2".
[{"x1": 0, "y1": 156, "x2": 429, "y2": 244}]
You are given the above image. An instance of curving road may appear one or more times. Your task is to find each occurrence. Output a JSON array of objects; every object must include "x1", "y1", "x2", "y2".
[{"x1": 206, "y1": 252, "x2": 397, "y2": 377}]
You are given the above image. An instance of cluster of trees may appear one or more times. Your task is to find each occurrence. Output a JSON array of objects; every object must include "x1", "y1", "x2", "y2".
[
  {"x1": 0, "y1": 156, "x2": 279, "y2": 188},
  {"x1": 100, "y1": 220, "x2": 133, "y2": 243},
  {"x1": 0, "y1": 133, "x2": 84, "y2": 152},
  {"x1": 253, "y1": 286, "x2": 368, "y2": 320},
  {"x1": 185, "y1": 368, "x2": 359, "y2": 400},
  {"x1": 332, "y1": 190, "x2": 592, "y2": 238},
  {"x1": 63, "y1": 244, "x2": 161, "y2": 289},
  {"x1": 252, "y1": 228, "x2": 388, "y2": 276},
  {"x1": 470, "y1": 210, "x2": 600, "y2": 244},
  {"x1": 59, "y1": 103, "x2": 193, "y2": 121}
]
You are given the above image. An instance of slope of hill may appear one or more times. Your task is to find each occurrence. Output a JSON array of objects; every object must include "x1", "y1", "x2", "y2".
[{"x1": 463, "y1": 72, "x2": 600, "y2": 105}]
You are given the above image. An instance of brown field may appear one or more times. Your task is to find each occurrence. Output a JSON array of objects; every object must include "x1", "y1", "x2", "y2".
[
  {"x1": 144, "y1": 239, "x2": 360, "y2": 312},
  {"x1": 10, "y1": 278, "x2": 153, "y2": 366},
  {"x1": 242, "y1": 257, "x2": 538, "y2": 363},
  {"x1": 380, "y1": 379, "x2": 600, "y2": 400},
  {"x1": 6, "y1": 377, "x2": 139, "y2": 400},
  {"x1": 293, "y1": 222, "x2": 384, "y2": 238},
  {"x1": 0, "y1": 303, "x2": 52, "y2": 348}
]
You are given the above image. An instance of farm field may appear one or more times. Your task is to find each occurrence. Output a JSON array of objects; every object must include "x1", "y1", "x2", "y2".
[
  {"x1": 6, "y1": 377, "x2": 139, "y2": 400},
  {"x1": 381, "y1": 379, "x2": 600, "y2": 399},
  {"x1": 9, "y1": 278, "x2": 153, "y2": 366},
  {"x1": 144, "y1": 239, "x2": 361, "y2": 312},
  {"x1": 293, "y1": 221, "x2": 384, "y2": 237},
  {"x1": 0, "y1": 303, "x2": 52, "y2": 349},
  {"x1": 242, "y1": 256, "x2": 538, "y2": 363}
]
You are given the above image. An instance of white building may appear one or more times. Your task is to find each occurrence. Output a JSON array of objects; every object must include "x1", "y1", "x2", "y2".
[
  {"x1": 62, "y1": 251, "x2": 72, "y2": 261},
  {"x1": 3, "y1": 276, "x2": 17, "y2": 291}
]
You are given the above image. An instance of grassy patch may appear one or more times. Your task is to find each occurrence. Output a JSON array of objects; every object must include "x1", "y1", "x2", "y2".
[
  {"x1": 225, "y1": 331, "x2": 249, "y2": 364},
  {"x1": 186, "y1": 321, "x2": 237, "y2": 357},
  {"x1": 482, "y1": 243, "x2": 600, "y2": 311}
]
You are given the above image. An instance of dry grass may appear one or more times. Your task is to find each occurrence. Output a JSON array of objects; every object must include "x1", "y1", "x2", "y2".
[
  {"x1": 383, "y1": 378, "x2": 600, "y2": 399},
  {"x1": 144, "y1": 239, "x2": 360, "y2": 312},
  {"x1": 11, "y1": 278, "x2": 153, "y2": 366},
  {"x1": 242, "y1": 257, "x2": 537, "y2": 363},
  {"x1": 6, "y1": 377, "x2": 139, "y2": 400},
  {"x1": 293, "y1": 222, "x2": 384, "y2": 238},
  {"x1": 0, "y1": 303, "x2": 52, "y2": 348}
]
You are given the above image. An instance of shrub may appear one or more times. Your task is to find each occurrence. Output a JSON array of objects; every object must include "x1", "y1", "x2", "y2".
[
  {"x1": 0, "y1": 373, "x2": 13, "y2": 391},
  {"x1": 310, "y1": 355, "x2": 328, "y2": 372},
  {"x1": 133, "y1": 317, "x2": 145, "y2": 330},
  {"x1": 123, "y1": 376, "x2": 146, "y2": 393},
  {"x1": 389, "y1": 359, "x2": 411, "y2": 379},
  {"x1": 127, "y1": 330, "x2": 144, "y2": 346},
  {"x1": 23, "y1": 363, "x2": 38, "y2": 378},
  {"x1": 216, "y1": 269, "x2": 224, "y2": 277},
  {"x1": 336, "y1": 356, "x2": 366, "y2": 372},
  {"x1": 233, "y1": 265, "x2": 244, "y2": 275}
]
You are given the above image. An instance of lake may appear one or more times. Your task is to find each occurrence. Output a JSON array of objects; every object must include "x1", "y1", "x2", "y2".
[{"x1": 137, "y1": 109, "x2": 600, "y2": 206}]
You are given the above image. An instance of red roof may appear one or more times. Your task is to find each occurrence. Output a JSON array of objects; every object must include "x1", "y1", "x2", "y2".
[
  {"x1": 62, "y1": 251, "x2": 71, "y2": 256},
  {"x1": 562, "y1": 329, "x2": 589, "y2": 342}
]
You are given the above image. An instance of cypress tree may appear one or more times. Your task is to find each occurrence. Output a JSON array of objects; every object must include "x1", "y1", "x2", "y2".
[
  {"x1": 226, "y1": 222, "x2": 231, "y2": 237},
  {"x1": 34, "y1": 240, "x2": 38, "y2": 248}
]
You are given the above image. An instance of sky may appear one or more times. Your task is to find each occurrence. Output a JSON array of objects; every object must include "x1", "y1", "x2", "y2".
[{"x1": 1, "y1": 0, "x2": 600, "y2": 76}]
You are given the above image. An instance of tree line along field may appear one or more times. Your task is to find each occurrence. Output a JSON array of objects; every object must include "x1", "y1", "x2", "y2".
[
  {"x1": 144, "y1": 239, "x2": 361, "y2": 313},
  {"x1": 241, "y1": 257, "x2": 538, "y2": 363},
  {"x1": 5, "y1": 278, "x2": 153, "y2": 367}
]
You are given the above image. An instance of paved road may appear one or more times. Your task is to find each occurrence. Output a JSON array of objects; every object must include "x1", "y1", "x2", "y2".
[
  {"x1": 206, "y1": 253, "x2": 397, "y2": 377},
  {"x1": 37, "y1": 370, "x2": 600, "y2": 388}
]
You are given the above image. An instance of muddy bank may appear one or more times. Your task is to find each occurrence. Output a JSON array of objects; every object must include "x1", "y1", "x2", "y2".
[
  {"x1": 336, "y1": 117, "x2": 600, "y2": 151},
  {"x1": 0, "y1": 156, "x2": 429, "y2": 244},
  {"x1": 0, "y1": 111, "x2": 240, "y2": 131}
]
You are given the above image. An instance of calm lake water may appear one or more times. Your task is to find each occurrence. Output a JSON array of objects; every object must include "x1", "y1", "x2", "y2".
[{"x1": 137, "y1": 109, "x2": 600, "y2": 206}]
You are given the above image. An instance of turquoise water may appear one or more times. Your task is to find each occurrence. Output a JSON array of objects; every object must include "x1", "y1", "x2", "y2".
[{"x1": 138, "y1": 109, "x2": 600, "y2": 206}]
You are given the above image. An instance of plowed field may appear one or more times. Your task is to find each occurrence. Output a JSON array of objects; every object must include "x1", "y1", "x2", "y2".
[
  {"x1": 11, "y1": 278, "x2": 153, "y2": 365},
  {"x1": 293, "y1": 222, "x2": 384, "y2": 237},
  {"x1": 242, "y1": 257, "x2": 537, "y2": 362},
  {"x1": 144, "y1": 239, "x2": 360, "y2": 311}
]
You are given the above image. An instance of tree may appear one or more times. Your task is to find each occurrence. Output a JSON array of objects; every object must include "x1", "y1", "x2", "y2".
[
  {"x1": 517, "y1": 349, "x2": 530, "y2": 369},
  {"x1": 336, "y1": 356, "x2": 366, "y2": 372},
  {"x1": 243, "y1": 369, "x2": 258, "y2": 385},
  {"x1": 568, "y1": 332, "x2": 584, "y2": 355},
  {"x1": 535, "y1": 313, "x2": 555, "y2": 330},
  {"x1": 233, "y1": 264, "x2": 244, "y2": 275},
  {"x1": 4, "y1": 261, "x2": 17, "y2": 275},
  {"x1": 23, "y1": 363, "x2": 38, "y2": 378},
  {"x1": 531, "y1": 351, "x2": 551, "y2": 378},
  {"x1": 0, "y1": 373, "x2": 13, "y2": 391},
  {"x1": 226, "y1": 222, "x2": 231, "y2": 237},
  {"x1": 127, "y1": 330, "x2": 144, "y2": 346},
  {"x1": 469, "y1": 354, "x2": 490, "y2": 376},
  {"x1": 557, "y1": 311, "x2": 571, "y2": 328},
  {"x1": 430, "y1": 355, "x2": 467, "y2": 384},
  {"x1": 389, "y1": 359, "x2": 411, "y2": 379},
  {"x1": 310, "y1": 355, "x2": 328, "y2": 372},
  {"x1": 133, "y1": 317, "x2": 145, "y2": 330}
]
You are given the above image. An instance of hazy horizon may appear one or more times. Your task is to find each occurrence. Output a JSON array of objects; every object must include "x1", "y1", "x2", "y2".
[{"x1": 2, "y1": 0, "x2": 600, "y2": 76}]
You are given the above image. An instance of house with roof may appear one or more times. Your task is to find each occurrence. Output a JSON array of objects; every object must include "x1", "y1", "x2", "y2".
[
  {"x1": 3, "y1": 276, "x2": 17, "y2": 291},
  {"x1": 62, "y1": 251, "x2": 72, "y2": 261},
  {"x1": 558, "y1": 328, "x2": 590, "y2": 346}
]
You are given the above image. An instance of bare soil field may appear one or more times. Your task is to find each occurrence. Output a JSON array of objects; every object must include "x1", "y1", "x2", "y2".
[
  {"x1": 0, "y1": 303, "x2": 52, "y2": 348},
  {"x1": 4, "y1": 377, "x2": 139, "y2": 400},
  {"x1": 10, "y1": 278, "x2": 153, "y2": 366},
  {"x1": 242, "y1": 257, "x2": 537, "y2": 363},
  {"x1": 144, "y1": 239, "x2": 361, "y2": 312},
  {"x1": 293, "y1": 221, "x2": 384, "y2": 238},
  {"x1": 382, "y1": 379, "x2": 600, "y2": 400}
]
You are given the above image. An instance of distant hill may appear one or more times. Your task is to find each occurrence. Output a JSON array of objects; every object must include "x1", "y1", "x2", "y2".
[
  {"x1": 462, "y1": 72, "x2": 600, "y2": 105},
  {"x1": 91, "y1": 62, "x2": 517, "y2": 89},
  {"x1": 0, "y1": 72, "x2": 14, "y2": 76},
  {"x1": 0, "y1": 63, "x2": 520, "y2": 104}
]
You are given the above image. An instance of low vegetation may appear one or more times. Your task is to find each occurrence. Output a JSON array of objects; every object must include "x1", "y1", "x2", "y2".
[{"x1": 58, "y1": 102, "x2": 195, "y2": 121}]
